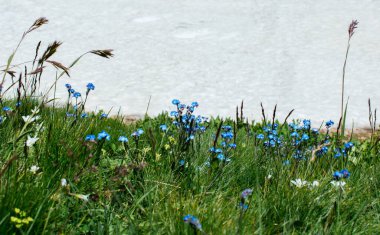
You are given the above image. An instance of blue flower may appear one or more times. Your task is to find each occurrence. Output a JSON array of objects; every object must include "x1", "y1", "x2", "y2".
[
  {"x1": 238, "y1": 202, "x2": 249, "y2": 211},
  {"x1": 283, "y1": 160, "x2": 291, "y2": 166},
  {"x1": 191, "y1": 101, "x2": 199, "y2": 107},
  {"x1": 333, "y1": 171, "x2": 343, "y2": 180},
  {"x1": 217, "y1": 153, "x2": 225, "y2": 161},
  {"x1": 303, "y1": 119, "x2": 311, "y2": 129},
  {"x1": 118, "y1": 136, "x2": 129, "y2": 143},
  {"x1": 69, "y1": 88, "x2": 75, "y2": 94},
  {"x1": 326, "y1": 120, "x2": 334, "y2": 128},
  {"x1": 340, "y1": 169, "x2": 350, "y2": 178},
  {"x1": 2, "y1": 106, "x2": 11, "y2": 112},
  {"x1": 81, "y1": 113, "x2": 88, "y2": 118},
  {"x1": 172, "y1": 99, "x2": 180, "y2": 105},
  {"x1": 344, "y1": 142, "x2": 354, "y2": 150},
  {"x1": 301, "y1": 133, "x2": 309, "y2": 141},
  {"x1": 16, "y1": 101, "x2": 22, "y2": 107},
  {"x1": 290, "y1": 132, "x2": 299, "y2": 138},
  {"x1": 241, "y1": 188, "x2": 253, "y2": 199},
  {"x1": 86, "y1": 83, "x2": 95, "y2": 90},
  {"x1": 179, "y1": 159, "x2": 185, "y2": 166},
  {"x1": 159, "y1": 124, "x2": 167, "y2": 132},
  {"x1": 131, "y1": 129, "x2": 144, "y2": 137},
  {"x1": 229, "y1": 143, "x2": 237, "y2": 149},
  {"x1": 97, "y1": 131, "x2": 110, "y2": 141},
  {"x1": 73, "y1": 92, "x2": 81, "y2": 98},
  {"x1": 222, "y1": 125, "x2": 232, "y2": 131},
  {"x1": 221, "y1": 132, "x2": 233, "y2": 139},
  {"x1": 66, "y1": 112, "x2": 75, "y2": 117},
  {"x1": 183, "y1": 214, "x2": 202, "y2": 231},
  {"x1": 257, "y1": 134, "x2": 264, "y2": 140},
  {"x1": 170, "y1": 111, "x2": 178, "y2": 117},
  {"x1": 65, "y1": 84, "x2": 71, "y2": 89},
  {"x1": 100, "y1": 113, "x2": 108, "y2": 119},
  {"x1": 312, "y1": 128, "x2": 319, "y2": 134},
  {"x1": 85, "y1": 134, "x2": 96, "y2": 142}
]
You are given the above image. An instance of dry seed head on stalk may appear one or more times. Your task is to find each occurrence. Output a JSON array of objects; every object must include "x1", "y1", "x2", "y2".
[
  {"x1": 90, "y1": 49, "x2": 114, "y2": 59},
  {"x1": 348, "y1": 20, "x2": 358, "y2": 38},
  {"x1": 26, "y1": 17, "x2": 48, "y2": 35},
  {"x1": 39, "y1": 41, "x2": 62, "y2": 63}
]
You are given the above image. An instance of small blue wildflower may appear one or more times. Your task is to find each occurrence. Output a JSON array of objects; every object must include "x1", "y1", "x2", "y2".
[
  {"x1": 16, "y1": 101, "x2": 22, "y2": 107},
  {"x1": 303, "y1": 119, "x2": 311, "y2": 129},
  {"x1": 334, "y1": 149, "x2": 342, "y2": 158},
  {"x1": 183, "y1": 214, "x2": 202, "y2": 231},
  {"x1": 97, "y1": 130, "x2": 110, "y2": 141},
  {"x1": 66, "y1": 112, "x2": 75, "y2": 117},
  {"x1": 257, "y1": 134, "x2": 264, "y2": 140},
  {"x1": 170, "y1": 111, "x2": 178, "y2": 117},
  {"x1": 85, "y1": 134, "x2": 96, "y2": 142},
  {"x1": 81, "y1": 113, "x2": 88, "y2": 118},
  {"x1": 131, "y1": 129, "x2": 144, "y2": 137},
  {"x1": 118, "y1": 136, "x2": 129, "y2": 143},
  {"x1": 333, "y1": 171, "x2": 344, "y2": 180},
  {"x1": 179, "y1": 159, "x2": 185, "y2": 166},
  {"x1": 222, "y1": 125, "x2": 232, "y2": 131},
  {"x1": 290, "y1": 132, "x2": 299, "y2": 138},
  {"x1": 172, "y1": 99, "x2": 180, "y2": 105},
  {"x1": 326, "y1": 120, "x2": 334, "y2": 128},
  {"x1": 191, "y1": 101, "x2": 199, "y2": 107},
  {"x1": 241, "y1": 188, "x2": 253, "y2": 199},
  {"x1": 221, "y1": 132, "x2": 233, "y2": 139},
  {"x1": 159, "y1": 124, "x2": 167, "y2": 132},
  {"x1": 73, "y1": 92, "x2": 81, "y2": 98},
  {"x1": 344, "y1": 142, "x2": 354, "y2": 150},
  {"x1": 283, "y1": 160, "x2": 291, "y2": 166},
  {"x1": 69, "y1": 88, "x2": 75, "y2": 94},
  {"x1": 229, "y1": 143, "x2": 237, "y2": 149},
  {"x1": 217, "y1": 153, "x2": 225, "y2": 161},
  {"x1": 178, "y1": 104, "x2": 186, "y2": 110},
  {"x1": 65, "y1": 84, "x2": 72, "y2": 90},
  {"x1": 100, "y1": 113, "x2": 108, "y2": 119},
  {"x1": 2, "y1": 106, "x2": 11, "y2": 112},
  {"x1": 301, "y1": 133, "x2": 309, "y2": 141},
  {"x1": 238, "y1": 202, "x2": 249, "y2": 211},
  {"x1": 340, "y1": 169, "x2": 350, "y2": 178},
  {"x1": 312, "y1": 128, "x2": 319, "y2": 134},
  {"x1": 86, "y1": 83, "x2": 95, "y2": 90}
]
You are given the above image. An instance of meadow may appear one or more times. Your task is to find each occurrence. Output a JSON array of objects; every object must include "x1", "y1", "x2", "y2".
[{"x1": 0, "y1": 18, "x2": 379, "y2": 234}]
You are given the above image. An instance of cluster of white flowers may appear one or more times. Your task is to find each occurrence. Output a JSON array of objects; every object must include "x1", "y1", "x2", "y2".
[
  {"x1": 291, "y1": 179, "x2": 320, "y2": 189},
  {"x1": 23, "y1": 107, "x2": 43, "y2": 148}
]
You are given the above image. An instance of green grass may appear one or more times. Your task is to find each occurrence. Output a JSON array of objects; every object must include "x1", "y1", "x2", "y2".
[{"x1": 0, "y1": 98, "x2": 379, "y2": 234}]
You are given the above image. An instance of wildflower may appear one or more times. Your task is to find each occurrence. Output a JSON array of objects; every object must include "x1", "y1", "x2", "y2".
[
  {"x1": 241, "y1": 188, "x2": 253, "y2": 199},
  {"x1": 131, "y1": 129, "x2": 144, "y2": 137},
  {"x1": 309, "y1": 180, "x2": 320, "y2": 189},
  {"x1": 312, "y1": 128, "x2": 319, "y2": 134},
  {"x1": 172, "y1": 99, "x2": 180, "y2": 105},
  {"x1": 61, "y1": 178, "x2": 68, "y2": 187},
  {"x1": 29, "y1": 165, "x2": 40, "y2": 174},
  {"x1": 183, "y1": 214, "x2": 202, "y2": 231},
  {"x1": 26, "y1": 136, "x2": 39, "y2": 147},
  {"x1": 66, "y1": 112, "x2": 75, "y2": 117},
  {"x1": 170, "y1": 111, "x2": 178, "y2": 117},
  {"x1": 81, "y1": 113, "x2": 88, "y2": 118},
  {"x1": 267, "y1": 174, "x2": 273, "y2": 180},
  {"x1": 73, "y1": 92, "x2": 81, "y2": 98},
  {"x1": 291, "y1": 179, "x2": 308, "y2": 188},
  {"x1": 301, "y1": 133, "x2": 309, "y2": 141},
  {"x1": 159, "y1": 124, "x2": 168, "y2": 132},
  {"x1": 191, "y1": 101, "x2": 199, "y2": 107},
  {"x1": 303, "y1": 119, "x2": 311, "y2": 129},
  {"x1": 340, "y1": 169, "x2": 350, "y2": 178},
  {"x1": 22, "y1": 115, "x2": 40, "y2": 123},
  {"x1": 97, "y1": 131, "x2": 110, "y2": 141},
  {"x1": 283, "y1": 160, "x2": 291, "y2": 166},
  {"x1": 164, "y1": 144, "x2": 170, "y2": 150},
  {"x1": 238, "y1": 202, "x2": 249, "y2": 211},
  {"x1": 85, "y1": 134, "x2": 96, "y2": 142},
  {"x1": 325, "y1": 120, "x2": 334, "y2": 128},
  {"x1": 2, "y1": 106, "x2": 11, "y2": 112},
  {"x1": 100, "y1": 113, "x2": 108, "y2": 119},
  {"x1": 257, "y1": 133, "x2": 264, "y2": 140},
  {"x1": 118, "y1": 136, "x2": 129, "y2": 143},
  {"x1": 344, "y1": 142, "x2": 354, "y2": 150},
  {"x1": 330, "y1": 181, "x2": 346, "y2": 188},
  {"x1": 229, "y1": 143, "x2": 237, "y2": 149},
  {"x1": 65, "y1": 84, "x2": 72, "y2": 90},
  {"x1": 69, "y1": 88, "x2": 75, "y2": 93},
  {"x1": 86, "y1": 83, "x2": 95, "y2": 90},
  {"x1": 179, "y1": 159, "x2": 185, "y2": 166},
  {"x1": 16, "y1": 101, "x2": 22, "y2": 107}
]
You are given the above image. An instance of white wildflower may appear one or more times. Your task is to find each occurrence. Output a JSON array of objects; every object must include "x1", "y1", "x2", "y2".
[
  {"x1": 70, "y1": 193, "x2": 90, "y2": 202},
  {"x1": 291, "y1": 178, "x2": 308, "y2": 188},
  {"x1": 26, "y1": 136, "x2": 39, "y2": 147},
  {"x1": 267, "y1": 174, "x2": 273, "y2": 180},
  {"x1": 61, "y1": 178, "x2": 68, "y2": 187},
  {"x1": 29, "y1": 165, "x2": 40, "y2": 174},
  {"x1": 330, "y1": 181, "x2": 346, "y2": 188},
  {"x1": 309, "y1": 180, "x2": 320, "y2": 189},
  {"x1": 31, "y1": 106, "x2": 39, "y2": 115},
  {"x1": 22, "y1": 115, "x2": 40, "y2": 123}
]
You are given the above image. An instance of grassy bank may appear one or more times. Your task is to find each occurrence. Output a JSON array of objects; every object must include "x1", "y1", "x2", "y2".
[
  {"x1": 0, "y1": 18, "x2": 379, "y2": 234},
  {"x1": 0, "y1": 96, "x2": 379, "y2": 234}
]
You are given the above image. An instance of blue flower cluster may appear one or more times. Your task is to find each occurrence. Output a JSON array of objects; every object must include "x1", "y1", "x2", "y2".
[
  {"x1": 334, "y1": 141, "x2": 354, "y2": 158},
  {"x1": 239, "y1": 188, "x2": 253, "y2": 211},
  {"x1": 256, "y1": 123, "x2": 282, "y2": 148},
  {"x1": 183, "y1": 214, "x2": 202, "y2": 231},
  {"x1": 333, "y1": 169, "x2": 351, "y2": 180},
  {"x1": 170, "y1": 99, "x2": 207, "y2": 141},
  {"x1": 209, "y1": 125, "x2": 236, "y2": 162}
]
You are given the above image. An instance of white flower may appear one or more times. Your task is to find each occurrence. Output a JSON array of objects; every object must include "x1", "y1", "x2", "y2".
[
  {"x1": 309, "y1": 180, "x2": 320, "y2": 189},
  {"x1": 267, "y1": 174, "x2": 273, "y2": 180},
  {"x1": 61, "y1": 178, "x2": 68, "y2": 187},
  {"x1": 31, "y1": 106, "x2": 39, "y2": 115},
  {"x1": 291, "y1": 178, "x2": 308, "y2": 188},
  {"x1": 29, "y1": 165, "x2": 40, "y2": 174},
  {"x1": 26, "y1": 136, "x2": 39, "y2": 147},
  {"x1": 330, "y1": 181, "x2": 346, "y2": 188},
  {"x1": 22, "y1": 115, "x2": 40, "y2": 123}
]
